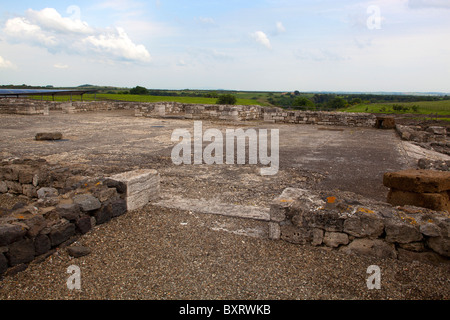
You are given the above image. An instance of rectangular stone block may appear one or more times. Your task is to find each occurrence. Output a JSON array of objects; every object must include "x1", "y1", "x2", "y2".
[
  {"x1": 387, "y1": 189, "x2": 449, "y2": 211},
  {"x1": 383, "y1": 169, "x2": 450, "y2": 193},
  {"x1": 108, "y1": 169, "x2": 160, "y2": 211},
  {"x1": 268, "y1": 222, "x2": 281, "y2": 240}
]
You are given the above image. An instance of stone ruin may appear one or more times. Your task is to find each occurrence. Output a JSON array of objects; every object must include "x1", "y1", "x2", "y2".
[
  {"x1": 269, "y1": 187, "x2": 449, "y2": 265},
  {"x1": 0, "y1": 158, "x2": 159, "y2": 276},
  {"x1": 0, "y1": 99, "x2": 449, "y2": 276}
]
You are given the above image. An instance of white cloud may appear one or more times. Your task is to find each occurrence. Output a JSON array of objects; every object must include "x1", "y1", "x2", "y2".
[
  {"x1": 0, "y1": 56, "x2": 15, "y2": 69},
  {"x1": 2, "y1": 8, "x2": 151, "y2": 63},
  {"x1": 276, "y1": 22, "x2": 286, "y2": 33},
  {"x1": 3, "y1": 17, "x2": 57, "y2": 47},
  {"x1": 54, "y1": 63, "x2": 69, "y2": 69},
  {"x1": 26, "y1": 8, "x2": 93, "y2": 34},
  {"x1": 251, "y1": 31, "x2": 271, "y2": 49},
  {"x1": 82, "y1": 27, "x2": 151, "y2": 62}
]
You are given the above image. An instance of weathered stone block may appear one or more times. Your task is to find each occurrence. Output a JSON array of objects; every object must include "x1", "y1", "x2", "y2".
[
  {"x1": 270, "y1": 188, "x2": 308, "y2": 222},
  {"x1": 343, "y1": 212, "x2": 384, "y2": 238},
  {"x1": 56, "y1": 203, "x2": 81, "y2": 221},
  {"x1": 67, "y1": 245, "x2": 91, "y2": 258},
  {"x1": 427, "y1": 237, "x2": 450, "y2": 257},
  {"x1": 49, "y1": 221, "x2": 76, "y2": 247},
  {"x1": 0, "y1": 181, "x2": 7, "y2": 193},
  {"x1": 18, "y1": 168, "x2": 34, "y2": 184},
  {"x1": 6, "y1": 181, "x2": 22, "y2": 194},
  {"x1": 108, "y1": 169, "x2": 160, "y2": 211},
  {"x1": 308, "y1": 210, "x2": 346, "y2": 232},
  {"x1": 24, "y1": 215, "x2": 47, "y2": 237},
  {"x1": 268, "y1": 222, "x2": 281, "y2": 240},
  {"x1": 35, "y1": 132, "x2": 63, "y2": 141},
  {"x1": 34, "y1": 234, "x2": 51, "y2": 256},
  {"x1": 387, "y1": 189, "x2": 449, "y2": 211},
  {"x1": 37, "y1": 187, "x2": 58, "y2": 199},
  {"x1": 0, "y1": 224, "x2": 27, "y2": 246},
  {"x1": 22, "y1": 184, "x2": 38, "y2": 198},
  {"x1": 75, "y1": 215, "x2": 92, "y2": 234},
  {"x1": 73, "y1": 194, "x2": 101, "y2": 212},
  {"x1": 0, "y1": 253, "x2": 7, "y2": 274},
  {"x1": 311, "y1": 228, "x2": 324, "y2": 246},
  {"x1": 110, "y1": 198, "x2": 127, "y2": 218},
  {"x1": 426, "y1": 126, "x2": 446, "y2": 135},
  {"x1": 385, "y1": 219, "x2": 423, "y2": 244},
  {"x1": 94, "y1": 205, "x2": 112, "y2": 225},
  {"x1": 383, "y1": 169, "x2": 450, "y2": 193},
  {"x1": 6, "y1": 238, "x2": 35, "y2": 266},
  {"x1": 323, "y1": 231, "x2": 349, "y2": 248},
  {"x1": 340, "y1": 238, "x2": 397, "y2": 259},
  {"x1": 280, "y1": 225, "x2": 313, "y2": 244},
  {"x1": 420, "y1": 223, "x2": 441, "y2": 237}
]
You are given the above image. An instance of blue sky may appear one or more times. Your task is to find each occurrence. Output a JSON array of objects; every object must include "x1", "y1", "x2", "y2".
[{"x1": 0, "y1": 0, "x2": 449, "y2": 92}]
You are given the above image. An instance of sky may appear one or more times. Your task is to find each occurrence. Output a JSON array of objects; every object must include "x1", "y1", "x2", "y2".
[{"x1": 0, "y1": 0, "x2": 449, "y2": 92}]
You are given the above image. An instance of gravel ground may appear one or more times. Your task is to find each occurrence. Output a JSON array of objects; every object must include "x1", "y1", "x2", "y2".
[{"x1": 0, "y1": 204, "x2": 448, "y2": 300}]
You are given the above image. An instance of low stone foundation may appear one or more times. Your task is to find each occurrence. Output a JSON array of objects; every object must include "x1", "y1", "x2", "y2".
[
  {"x1": 269, "y1": 188, "x2": 450, "y2": 265},
  {"x1": 0, "y1": 159, "x2": 160, "y2": 276}
]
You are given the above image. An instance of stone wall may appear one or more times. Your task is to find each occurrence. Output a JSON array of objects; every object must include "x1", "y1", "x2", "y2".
[
  {"x1": 135, "y1": 102, "x2": 263, "y2": 121},
  {"x1": 396, "y1": 124, "x2": 449, "y2": 155},
  {"x1": 269, "y1": 188, "x2": 450, "y2": 265},
  {"x1": 135, "y1": 102, "x2": 378, "y2": 127},
  {"x1": 0, "y1": 99, "x2": 49, "y2": 115},
  {"x1": 1, "y1": 99, "x2": 383, "y2": 128},
  {"x1": 0, "y1": 159, "x2": 160, "y2": 276},
  {"x1": 263, "y1": 109, "x2": 377, "y2": 127}
]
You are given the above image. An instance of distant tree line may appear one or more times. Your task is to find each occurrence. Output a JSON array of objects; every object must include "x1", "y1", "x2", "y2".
[{"x1": 268, "y1": 92, "x2": 449, "y2": 110}]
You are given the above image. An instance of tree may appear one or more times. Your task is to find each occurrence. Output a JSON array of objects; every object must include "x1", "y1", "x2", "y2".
[
  {"x1": 327, "y1": 97, "x2": 348, "y2": 110},
  {"x1": 217, "y1": 94, "x2": 237, "y2": 105},
  {"x1": 292, "y1": 96, "x2": 315, "y2": 109},
  {"x1": 129, "y1": 86, "x2": 149, "y2": 95}
]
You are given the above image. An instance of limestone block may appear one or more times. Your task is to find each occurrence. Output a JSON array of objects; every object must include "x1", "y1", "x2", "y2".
[
  {"x1": 6, "y1": 181, "x2": 22, "y2": 194},
  {"x1": 280, "y1": 225, "x2": 313, "y2": 244},
  {"x1": 268, "y1": 222, "x2": 281, "y2": 240},
  {"x1": 385, "y1": 219, "x2": 423, "y2": 244},
  {"x1": 37, "y1": 187, "x2": 58, "y2": 199},
  {"x1": 383, "y1": 169, "x2": 450, "y2": 193},
  {"x1": 0, "y1": 181, "x2": 8, "y2": 193},
  {"x1": 426, "y1": 126, "x2": 446, "y2": 135},
  {"x1": 427, "y1": 237, "x2": 450, "y2": 257},
  {"x1": 340, "y1": 238, "x2": 397, "y2": 260},
  {"x1": 73, "y1": 194, "x2": 101, "y2": 212},
  {"x1": 323, "y1": 231, "x2": 349, "y2": 248},
  {"x1": 343, "y1": 212, "x2": 385, "y2": 238},
  {"x1": 387, "y1": 189, "x2": 449, "y2": 211},
  {"x1": 108, "y1": 169, "x2": 160, "y2": 211},
  {"x1": 35, "y1": 132, "x2": 63, "y2": 141}
]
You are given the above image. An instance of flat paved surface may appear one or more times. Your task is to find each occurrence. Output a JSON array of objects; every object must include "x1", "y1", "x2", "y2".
[
  {"x1": 0, "y1": 110, "x2": 422, "y2": 203},
  {"x1": 0, "y1": 110, "x2": 449, "y2": 300}
]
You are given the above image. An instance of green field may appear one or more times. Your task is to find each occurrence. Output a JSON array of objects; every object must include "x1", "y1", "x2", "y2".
[
  {"x1": 341, "y1": 100, "x2": 450, "y2": 116},
  {"x1": 33, "y1": 93, "x2": 264, "y2": 106}
]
